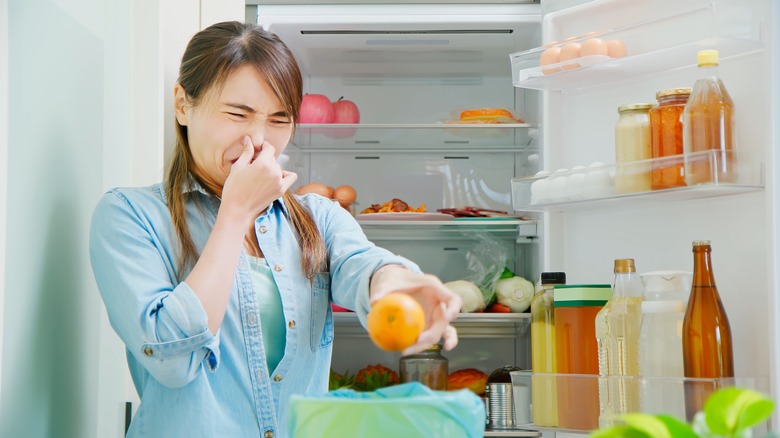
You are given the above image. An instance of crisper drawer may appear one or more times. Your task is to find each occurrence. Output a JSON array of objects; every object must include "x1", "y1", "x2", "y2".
[{"x1": 309, "y1": 152, "x2": 517, "y2": 212}]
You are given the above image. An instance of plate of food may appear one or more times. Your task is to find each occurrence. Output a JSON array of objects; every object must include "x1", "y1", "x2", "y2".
[{"x1": 356, "y1": 212, "x2": 455, "y2": 221}]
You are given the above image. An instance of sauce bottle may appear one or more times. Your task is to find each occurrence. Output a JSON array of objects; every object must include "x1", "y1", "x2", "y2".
[
  {"x1": 597, "y1": 259, "x2": 644, "y2": 428},
  {"x1": 615, "y1": 103, "x2": 653, "y2": 194},
  {"x1": 683, "y1": 50, "x2": 737, "y2": 185},
  {"x1": 554, "y1": 284, "x2": 611, "y2": 431},
  {"x1": 650, "y1": 87, "x2": 691, "y2": 190},
  {"x1": 530, "y1": 272, "x2": 566, "y2": 427},
  {"x1": 682, "y1": 241, "x2": 734, "y2": 420}
]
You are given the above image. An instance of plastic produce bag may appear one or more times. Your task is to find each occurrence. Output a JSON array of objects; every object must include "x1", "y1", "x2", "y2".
[
  {"x1": 285, "y1": 382, "x2": 486, "y2": 438},
  {"x1": 463, "y1": 232, "x2": 512, "y2": 305}
]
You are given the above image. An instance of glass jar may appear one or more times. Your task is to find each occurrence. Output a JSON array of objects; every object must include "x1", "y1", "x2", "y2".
[
  {"x1": 615, "y1": 103, "x2": 653, "y2": 194},
  {"x1": 650, "y1": 88, "x2": 691, "y2": 190},
  {"x1": 554, "y1": 284, "x2": 612, "y2": 431},
  {"x1": 399, "y1": 344, "x2": 448, "y2": 390}
]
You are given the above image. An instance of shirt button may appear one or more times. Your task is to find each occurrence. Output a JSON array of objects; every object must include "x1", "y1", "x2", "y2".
[
  {"x1": 247, "y1": 312, "x2": 256, "y2": 326},
  {"x1": 259, "y1": 226, "x2": 268, "y2": 234},
  {"x1": 274, "y1": 264, "x2": 283, "y2": 272},
  {"x1": 143, "y1": 347, "x2": 153, "y2": 357},
  {"x1": 273, "y1": 374, "x2": 283, "y2": 382},
  {"x1": 264, "y1": 431, "x2": 274, "y2": 438},
  {"x1": 256, "y1": 370, "x2": 264, "y2": 381},
  {"x1": 288, "y1": 320, "x2": 296, "y2": 329}
]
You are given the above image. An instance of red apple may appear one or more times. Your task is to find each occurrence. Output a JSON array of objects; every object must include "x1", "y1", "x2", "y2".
[
  {"x1": 299, "y1": 94, "x2": 335, "y2": 124},
  {"x1": 325, "y1": 97, "x2": 360, "y2": 138}
]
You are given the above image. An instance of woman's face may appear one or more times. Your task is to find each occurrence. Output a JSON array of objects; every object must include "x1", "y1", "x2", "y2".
[{"x1": 174, "y1": 64, "x2": 294, "y2": 188}]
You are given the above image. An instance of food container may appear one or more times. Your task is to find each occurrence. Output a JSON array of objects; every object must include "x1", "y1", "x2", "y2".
[{"x1": 485, "y1": 365, "x2": 522, "y2": 430}]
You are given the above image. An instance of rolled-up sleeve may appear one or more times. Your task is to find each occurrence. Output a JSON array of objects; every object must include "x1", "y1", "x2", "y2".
[
  {"x1": 317, "y1": 197, "x2": 421, "y2": 327},
  {"x1": 90, "y1": 191, "x2": 220, "y2": 388}
]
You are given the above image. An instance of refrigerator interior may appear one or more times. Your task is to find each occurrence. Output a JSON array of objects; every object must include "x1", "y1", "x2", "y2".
[
  {"x1": 257, "y1": 3, "x2": 544, "y2": 386},
  {"x1": 256, "y1": 0, "x2": 777, "y2": 434}
]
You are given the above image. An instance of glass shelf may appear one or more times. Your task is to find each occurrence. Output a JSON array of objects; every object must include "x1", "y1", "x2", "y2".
[
  {"x1": 510, "y1": 151, "x2": 764, "y2": 212},
  {"x1": 510, "y1": 1, "x2": 763, "y2": 91},
  {"x1": 293, "y1": 123, "x2": 534, "y2": 151},
  {"x1": 358, "y1": 218, "x2": 538, "y2": 241},
  {"x1": 334, "y1": 311, "x2": 530, "y2": 325},
  {"x1": 333, "y1": 311, "x2": 530, "y2": 339},
  {"x1": 508, "y1": 372, "x2": 770, "y2": 435}
]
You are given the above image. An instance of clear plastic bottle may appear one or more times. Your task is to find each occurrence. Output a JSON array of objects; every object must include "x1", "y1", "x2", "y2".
[
  {"x1": 638, "y1": 270, "x2": 691, "y2": 420},
  {"x1": 683, "y1": 49, "x2": 737, "y2": 185},
  {"x1": 597, "y1": 259, "x2": 644, "y2": 428},
  {"x1": 530, "y1": 272, "x2": 566, "y2": 427}
]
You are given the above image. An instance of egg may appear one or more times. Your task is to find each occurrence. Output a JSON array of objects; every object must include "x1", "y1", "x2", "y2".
[
  {"x1": 333, "y1": 185, "x2": 357, "y2": 207},
  {"x1": 559, "y1": 43, "x2": 581, "y2": 70},
  {"x1": 296, "y1": 182, "x2": 334, "y2": 198},
  {"x1": 550, "y1": 168, "x2": 569, "y2": 202},
  {"x1": 580, "y1": 38, "x2": 608, "y2": 57},
  {"x1": 584, "y1": 162, "x2": 614, "y2": 199},
  {"x1": 540, "y1": 47, "x2": 562, "y2": 75},
  {"x1": 566, "y1": 166, "x2": 587, "y2": 200},
  {"x1": 607, "y1": 39, "x2": 628, "y2": 58},
  {"x1": 530, "y1": 170, "x2": 550, "y2": 205}
]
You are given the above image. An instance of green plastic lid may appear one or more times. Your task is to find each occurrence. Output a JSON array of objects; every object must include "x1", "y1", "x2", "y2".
[{"x1": 553, "y1": 284, "x2": 612, "y2": 307}]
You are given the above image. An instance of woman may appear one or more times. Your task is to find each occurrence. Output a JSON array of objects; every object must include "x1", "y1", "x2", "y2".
[{"x1": 89, "y1": 21, "x2": 461, "y2": 437}]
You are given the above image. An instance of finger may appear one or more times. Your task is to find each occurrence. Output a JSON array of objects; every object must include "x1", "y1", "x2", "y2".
[
  {"x1": 235, "y1": 135, "x2": 254, "y2": 165},
  {"x1": 255, "y1": 141, "x2": 277, "y2": 162},
  {"x1": 280, "y1": 171, "x2": 298, "y2": 192},
  {"x1": 441, "y1": 325, "x2": 458, "y2": 351}
]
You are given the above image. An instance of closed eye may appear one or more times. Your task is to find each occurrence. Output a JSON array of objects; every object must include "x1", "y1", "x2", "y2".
[{"x1": 226, "y1": 112, "x2": 248, "y2": 120}]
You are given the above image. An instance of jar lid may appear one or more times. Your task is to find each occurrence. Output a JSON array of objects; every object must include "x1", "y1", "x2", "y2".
[
  {"x1": 553, "y1": 284, "x2": 612, "y2": 306},
  {"x1": 487, "y1": 365, "x2": 523, "y2": 383},
  {"x1": 617, "y1": 103, "x2": 653, "y2": 114},
  {"x1": 541, "y1": 272, "x2": 566, "y2": 285},
  {"x1": 656, "y1": 87, "x2": 692, "y2": 99},
  {"x1": 698, "y1": 49, "x2": 719, "y2": 67},
  {"x1": 425, "y1": 344, "x2": 442, "y2": 351}
]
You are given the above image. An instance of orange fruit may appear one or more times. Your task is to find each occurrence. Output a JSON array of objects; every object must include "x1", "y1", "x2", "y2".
[{"x1": 367, "y1": 294, "x2": 425, "y2": 351}]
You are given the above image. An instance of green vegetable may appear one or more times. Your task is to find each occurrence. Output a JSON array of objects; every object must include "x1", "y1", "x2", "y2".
[
  {"x1": 499, "y1": 267, "x2": 515, "y2": 279},
  {"x1": 493, "y1": 275, "x2": 534, "y2": 312}
]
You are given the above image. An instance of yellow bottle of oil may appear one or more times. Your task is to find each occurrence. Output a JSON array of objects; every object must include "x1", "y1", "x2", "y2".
[
  {"x1": 597, "y1": 259, "x2": 644, "y2": 428},
  {"x1": 530, "y1": 272, "x2": 566, "y2": 427}
]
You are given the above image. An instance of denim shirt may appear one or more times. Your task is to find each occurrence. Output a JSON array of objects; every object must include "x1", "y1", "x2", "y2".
[{"x1": 89, "y1": 182, "x2": 419, "y2": 438}]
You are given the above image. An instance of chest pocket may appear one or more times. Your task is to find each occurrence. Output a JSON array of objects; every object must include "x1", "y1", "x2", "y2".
[{"x1": 310, "y1": 272, "x2": 334, "y2": 352}]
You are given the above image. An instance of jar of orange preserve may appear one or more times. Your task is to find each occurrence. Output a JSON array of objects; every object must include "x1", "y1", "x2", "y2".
[{"x1": 650, "y1": 88, "x2": 691, "y2": 190}]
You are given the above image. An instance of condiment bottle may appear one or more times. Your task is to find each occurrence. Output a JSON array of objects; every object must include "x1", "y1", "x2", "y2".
[
  {"x1": 650, "y1": 87, "x2": 691, "y2": 190},
  {"x1": 682, "y1": 241, "x2": 734, "y2": 420},
  {"x1": 530, "y1": 272, "x2": 566, "y2": 427},
  {"x1": 638, "y1": 271, "x2": 691, "y2": 420},
  {"x1": 596, "y1": 259, "x2": 644, "y2": 428},
  {"x1": 615, "y1": 103, "x2": 653, "y2": 194},
  {"x1": 554, "y1": 284, "x2": 611, "y2": 431},
  {"x1": 683, "y1": 50, "x2": 737, "y2": 185},
  {"x1": 399, "y1": 344, "x2": 448, "y2": 390}
]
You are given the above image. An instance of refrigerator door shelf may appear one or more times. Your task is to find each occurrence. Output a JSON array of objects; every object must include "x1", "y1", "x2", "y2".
[
  {"x1": 510, "y1": 1, "x2": 763, "y2": 91},
  {"x1": 510, "y1": 150, "x2": 764, "y2": 212}
]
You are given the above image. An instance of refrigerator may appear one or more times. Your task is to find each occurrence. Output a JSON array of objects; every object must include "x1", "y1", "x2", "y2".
[{"x1": 250, "y1": 0, "x2": 778, "y2": 436}]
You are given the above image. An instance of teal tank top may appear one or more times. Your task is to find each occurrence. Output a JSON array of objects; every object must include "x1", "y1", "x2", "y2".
[{"x1": 246, "y1": 256, "x2": 286, "y2": 373}]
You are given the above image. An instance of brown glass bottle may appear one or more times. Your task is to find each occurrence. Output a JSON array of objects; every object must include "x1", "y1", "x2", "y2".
[{"x1": 682, "y1": 240, "x2": 734, "y2": 420}]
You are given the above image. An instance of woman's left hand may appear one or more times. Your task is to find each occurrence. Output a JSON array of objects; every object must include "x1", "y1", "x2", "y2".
[{"x1": 369, "y1": 265, "x2": 462, "y2": 356}]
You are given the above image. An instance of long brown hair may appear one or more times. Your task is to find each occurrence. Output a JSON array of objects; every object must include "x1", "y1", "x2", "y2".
[{"x1": 166, "y1": 21, "x2": 326, "y2": 279}]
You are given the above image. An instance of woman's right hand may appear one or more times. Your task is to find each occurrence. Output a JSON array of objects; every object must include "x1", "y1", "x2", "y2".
[{"x1": 220, "y1": 135, "x2": 298, "y2": 223}]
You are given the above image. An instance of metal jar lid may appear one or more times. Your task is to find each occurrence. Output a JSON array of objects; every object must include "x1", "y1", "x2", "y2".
[
  {"x1": 656, "y1": 87, "x2": 692, "y2": 99},
  {"x1": 617, "y1": 103, "x2": 654, "y2": 114}
]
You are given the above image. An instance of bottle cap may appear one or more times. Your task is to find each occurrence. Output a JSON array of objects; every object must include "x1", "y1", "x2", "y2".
[
  {"x1": 614, "y1": 258, "x2": 636, "y2": 273},
  {"x1": 697, "y1": 49, "x2": 719, "y2": 67},
  {"x1": 656, "y1": 87, "x2": 692, "y2": 100},
  {"x1": 541, "y1": 272, "x2": 566, "y2": 285},
  {"x1": 617, "y1": 103, "x2": 653, "y2": 114},
  {"x1": 692, "y1": 240, "x2": 711, "y2": 246}
]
